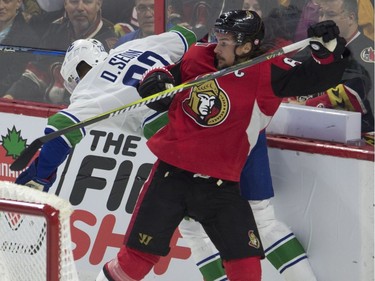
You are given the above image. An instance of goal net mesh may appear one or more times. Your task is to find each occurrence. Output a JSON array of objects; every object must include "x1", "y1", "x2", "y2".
[{"x1": 0, "y1": 181, "x2": 79, "y2": 281}]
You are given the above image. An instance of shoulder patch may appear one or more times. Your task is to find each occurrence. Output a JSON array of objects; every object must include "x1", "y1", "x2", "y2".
[{"x1": 360, "y1": 46, "x2": 375, "y2": 63}]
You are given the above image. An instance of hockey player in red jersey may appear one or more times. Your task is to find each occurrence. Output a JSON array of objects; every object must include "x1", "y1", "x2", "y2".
[
  {"x1": 142, "y1": 9, "x2": 319, "y2": 281},
  {"x1": 96, "y1": 11, "x2": 349, "y2": 281}
]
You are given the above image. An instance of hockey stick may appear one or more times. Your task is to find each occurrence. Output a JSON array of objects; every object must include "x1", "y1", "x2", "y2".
[
  {"x1": 0, "y1": 44, "x2": 65, "y2": 56},
  {"x1": 10, "y1": 38, "x2": 310, "y2": 171}
]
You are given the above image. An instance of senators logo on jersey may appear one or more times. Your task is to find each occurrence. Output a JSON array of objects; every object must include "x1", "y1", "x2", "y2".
[
  {"x1": 182, "y1": 80, "x2": 230, "y2": 126},
  {"x1": 360, "y1": 46, "x2": 375, "y2": 63}
]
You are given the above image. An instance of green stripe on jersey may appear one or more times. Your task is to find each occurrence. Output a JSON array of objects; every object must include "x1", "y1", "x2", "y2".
[
  {"x1": 143, "y1": 112, "x2": 169, "y2": 140},
  {"x1": 168, "y1": 25, "x2": 197, "y2": 47},
  {"x1": 48, "y1": 112, "x2": 84, "y2": 146},
  {"x1": 199, "y1": 258, "x2": 226, "y2": 281},
  {"x1": 266, "y1": 237, "x2": 306, "y2": 270}
]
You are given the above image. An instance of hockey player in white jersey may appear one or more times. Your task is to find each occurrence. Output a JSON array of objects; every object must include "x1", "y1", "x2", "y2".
[{"x1": 14, "y1": 25, "x2": 196, "y2": 192}]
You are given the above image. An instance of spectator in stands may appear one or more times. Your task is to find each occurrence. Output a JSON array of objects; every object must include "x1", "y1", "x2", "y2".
[
  {"x1": 104, "y1": 0, "x2": 136, "y2": 37},
  {"x1": 101, "y1": 0, "x2": 135, "y2": 25},
  {"x1": 33, "y1": 0, "x2": 64, "y2": 12},
  {"x1": 167, "y1": 0, "x2": 233, "y2": 41},
  {"x1": 22, "y1": 0, "x2": 43, "y2": 21},
  {"x1": 243, "y1": 0, "x2": 301, "y2": 38},
  {"x1": 262, "y1": 7, "x2": 296, "y2": 49},
  {"x1": 129, "y1": 5, "x2": 139, "y2": 28},
  {"x1": 115, "y1": 0, "x2": 154, "y2": 46},
  {"x1": 2, "y1": 0, "x2": 118, "y2": 105},
  {"x1": 22, "y1": 0, "x2": 65, "y2": 38},
  {"x1": 242, "y1": 0, "x2": 279, "y2": 17},
  {"x1": 166, "y1": 0, "x2": 192, "y2": 31},
  {"x1": 0, "y1": 0, "x2": 40, "y2": 95},
  {"x1": 290, "y1": 0, "x2": 374, "y2": 133},
  {"x1": 113, "y1": 20, "x2": 136, "y2": 38},
  {"x1": 289, "y1": 0, "x2": 374, "y2": 42},
  {"x1": 185, "y1": 0, "x2": 213, "y2": 39},
  {"x1": 294, "y1": 0, "x2": 321, "y2": 41}
]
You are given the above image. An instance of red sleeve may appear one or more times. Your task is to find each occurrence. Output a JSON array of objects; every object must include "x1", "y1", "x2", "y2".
[
  {"x1": 305, "y1": 94, "x2": 332, "y2": 108},
  {"x1": 180, "y1": 43, "x2": 217, "y2": 82},
  {"x1": 305, "y1": 83, "x2": 367, "y2": 113}
]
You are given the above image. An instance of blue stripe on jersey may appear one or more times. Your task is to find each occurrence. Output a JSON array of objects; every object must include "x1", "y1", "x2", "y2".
[
  {"x1": 265, "y1": 233, "x2": 294, "y2": 253},
  {"x1": 279, "y1": 255, "x2": 308, "y2": 273},
  {"x1": 196, "y1": 252, "x2": 221, "y2": 266},
  {"x1": 172, "y1": 30, "x2": 189, "y2": 53},
  {"x1": 142, "y1": 110, "x2": 163, "y2": 127},
  {"x1": 60, "y1": 110, "x2": 86, "y2": 136}
]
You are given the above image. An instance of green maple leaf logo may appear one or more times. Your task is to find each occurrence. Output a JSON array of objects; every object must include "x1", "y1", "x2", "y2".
[{"x1": 1, "y1": 126, "x2": 27, "y2": 159}]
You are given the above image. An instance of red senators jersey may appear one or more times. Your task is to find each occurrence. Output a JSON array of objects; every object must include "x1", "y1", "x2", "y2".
[{"x1": 147, "y1": 43, "x2": 347, "y2": 181}]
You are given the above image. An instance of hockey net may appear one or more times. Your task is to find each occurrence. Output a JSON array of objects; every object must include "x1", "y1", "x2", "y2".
[{"x1": 0, "y1": 181, "x2": 79, "y2": 281}]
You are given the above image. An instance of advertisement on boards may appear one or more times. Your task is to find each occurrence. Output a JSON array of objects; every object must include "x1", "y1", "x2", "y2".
[
  {"x1": 1, "y1": 111, "x2": 373, "y2": 281},
  {"x1": 0, "y1": 112, "x2": 202, "y2": 280}
]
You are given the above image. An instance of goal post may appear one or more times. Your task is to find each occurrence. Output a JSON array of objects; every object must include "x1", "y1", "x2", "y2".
[{"x1": 0, "y1": 181, "x2": 79, "y2": 281}]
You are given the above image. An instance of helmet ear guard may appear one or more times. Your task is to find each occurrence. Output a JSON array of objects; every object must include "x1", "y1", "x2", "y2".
[
  {"x1": 61, "y1": 55, "x2": 80, "y2": 94},
  {"x1": 60, "y1": 39, "x2": 108, "y2": 94}
]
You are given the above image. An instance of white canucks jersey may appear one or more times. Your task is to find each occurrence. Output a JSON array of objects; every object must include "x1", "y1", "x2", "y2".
[{"x1": 47, "y1": 25, "x2": 196, "y2": 147}]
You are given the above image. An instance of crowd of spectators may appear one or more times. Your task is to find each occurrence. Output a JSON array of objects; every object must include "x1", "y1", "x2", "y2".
[
  {"x1": 0, "y1": 0, "x2": 373, "y2": 133},
  {"x1": 0, "y1": 0, "x2": 39, "y2": 95},
  {"x1": 1, "y1": 0, "x2": 118, "y2": 104}
]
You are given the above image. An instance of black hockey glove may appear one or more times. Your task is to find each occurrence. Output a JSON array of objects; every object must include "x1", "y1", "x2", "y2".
[
  {"x1": 138, "y1": 67, "x2": 175, "y2": 112},
  {"x1": 308, "y1": 20, "x2": 347, "y2": 64}
]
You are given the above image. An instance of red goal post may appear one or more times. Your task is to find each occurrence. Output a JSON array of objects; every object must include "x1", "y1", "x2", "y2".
[{"x1": 0, "y1": 181, "x2": 78, "y2": 281}]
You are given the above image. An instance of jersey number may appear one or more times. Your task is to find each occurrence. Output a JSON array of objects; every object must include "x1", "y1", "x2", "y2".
[{"x1": 100, "y1": 51, "x2": 169, "y2": 87}]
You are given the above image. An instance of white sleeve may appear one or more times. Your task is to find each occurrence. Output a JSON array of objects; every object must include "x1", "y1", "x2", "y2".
[{"x1": 49, "y1": 27, "x2": 196, "y2": 146}]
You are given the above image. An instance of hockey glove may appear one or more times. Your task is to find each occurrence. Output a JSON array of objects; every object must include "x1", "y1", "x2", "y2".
[
  {"x1": 308, "y1": 20, "x2": 347, "y2": 64},
  {"x1": 15, "y1": 157, "x2": 57, "y2": 192},
  {"x1": 138, "y1": 67, "x2": 175, "y2": 112}
]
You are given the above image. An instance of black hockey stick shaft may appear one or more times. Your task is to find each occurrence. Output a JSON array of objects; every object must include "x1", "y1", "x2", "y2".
[
  {"x1": 10, "y1": 38, "x2": 310, "y2": 171},
  {"x1": 0, "y1": 44, "x2": 66, "y2": 56}
]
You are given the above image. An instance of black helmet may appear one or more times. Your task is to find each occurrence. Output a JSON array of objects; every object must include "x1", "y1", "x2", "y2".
[{"x1": 214, "y1": 10, "x2": 265, "y2": 46}]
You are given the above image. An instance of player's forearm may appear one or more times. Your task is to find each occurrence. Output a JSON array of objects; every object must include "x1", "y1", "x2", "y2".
[{"x1": 271, "y1": 56, "x2": 348, "y2": 97}]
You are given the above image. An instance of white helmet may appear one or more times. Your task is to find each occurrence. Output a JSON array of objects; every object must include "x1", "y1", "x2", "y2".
[{"x1": 61, "y1": 38, "x2": 108, "y2": 94}]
